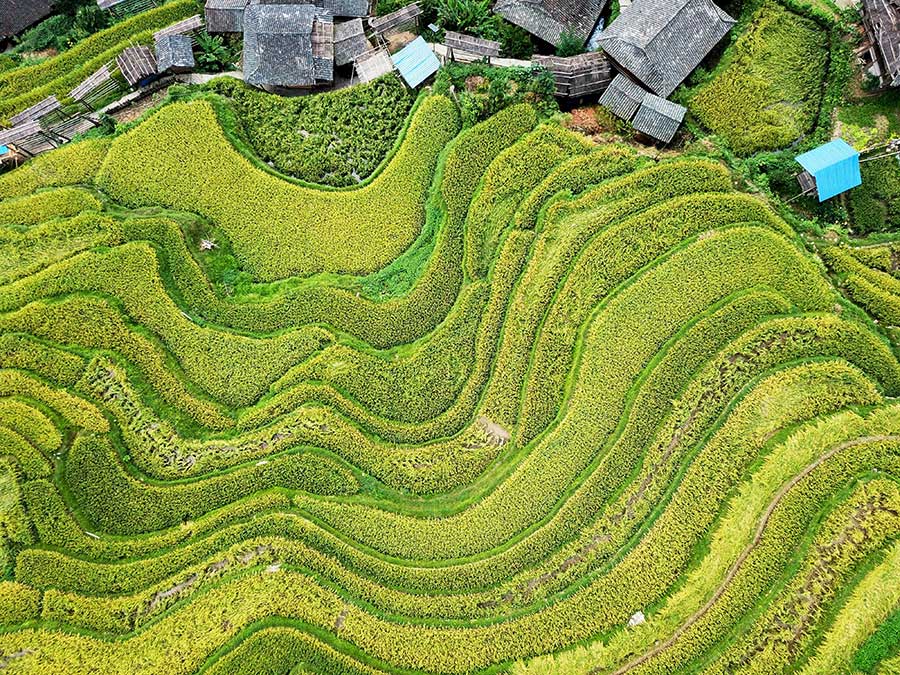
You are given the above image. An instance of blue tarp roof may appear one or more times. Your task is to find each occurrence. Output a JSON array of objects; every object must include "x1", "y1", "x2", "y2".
[
  {"x1": 391, "y1": 36, "x2": 439, "y2": 88},
  {"x1": 0, "y1": 146, "x2": 7, "y2": 155},
  {"x1": 795, "y1": 138, "x2": 862, "y2": 202}
]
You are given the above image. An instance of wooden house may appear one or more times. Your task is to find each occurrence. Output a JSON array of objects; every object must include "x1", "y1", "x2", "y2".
[
  {"x1": 243, "y1": 2, "x2": 334, "y2": 89},
  {"x1": 596, "y1": 0, "x2": 735, "y2": 97},
  {"x1": 860, "y1": 0, "x2": 900, "y2": 87}
]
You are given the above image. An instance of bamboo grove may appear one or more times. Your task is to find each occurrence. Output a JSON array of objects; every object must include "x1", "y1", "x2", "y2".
[{"x1": 1, "y1": 87, "x2": 900, "y2": 675}]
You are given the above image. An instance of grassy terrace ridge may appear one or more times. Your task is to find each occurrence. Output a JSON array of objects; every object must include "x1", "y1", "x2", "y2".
[{"x1": 2, "y1": 72, "x2": 900, "y2": 675}]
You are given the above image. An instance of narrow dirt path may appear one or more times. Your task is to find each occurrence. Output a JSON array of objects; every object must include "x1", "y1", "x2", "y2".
[{"x1": 601, "y1": 433, "x2": 900, "y2": 675}]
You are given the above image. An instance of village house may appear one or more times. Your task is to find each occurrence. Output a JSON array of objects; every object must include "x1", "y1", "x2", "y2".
[{"x1": 859, "y1": 0, "x2": 900, "y2": 87}]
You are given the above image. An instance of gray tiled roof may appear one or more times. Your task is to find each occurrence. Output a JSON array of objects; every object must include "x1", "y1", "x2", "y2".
[
  {"x1": 334, "y1": 18, "x2": 371, "y2": 65},
  {"x1": 0, "y1": 0, "x2": 54, "y2": 39},
  {"x1": 322, "y1": 0, "x2": 369, "y2": 17},
  {"x1": 598, "y1": 72, "x2": 645, "y2": 119},
  {"x1": 155, "y1": 34, "x2": 196, "y2": 72},
  {"x1": 243, "y1": 3, "x2": 333, "y2": 87},
  {"x1": 494, "y1": 0, "x2": 607, "y2": 47},
  {"x1": 596, "y1": 0, "x2": 735, "y2": 97},
  {"x1": 444, "y1": 30, "x2": 501, "y2": 57},
  {"x1": 631, "y1": 91, "x2": 686, "y2": 142},
  {"x1": 205, "y1": 0, "x2": 248, "y2": 32}
]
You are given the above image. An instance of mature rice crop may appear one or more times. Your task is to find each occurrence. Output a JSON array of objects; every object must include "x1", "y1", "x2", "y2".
[{"x1": 1, "y1": 84, "x2": 899, "y2": 675}]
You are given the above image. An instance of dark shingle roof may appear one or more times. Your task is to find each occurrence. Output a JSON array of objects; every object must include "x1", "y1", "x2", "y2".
[
  {"x1": 596, "y1": 0, "x2": 734, "y2": 97},
  {"x1": 322, "y1": 0, "x2": 369, "y2": 17},
  {"x1": 334, "y1": 18, "x2": 371, "y2": 65},
  {"x1": 533, "y1": 51, "x2": 611, "y2": 96},
  {"x1": 494, "y1": 0, "x2": 606, "y2": 47},
  {"x1": 631, "y1": 91, "x2": 685, "y2": 142},
  {"x1": 155, "y1": 33, "x2": 196, "y2": 72},
  {"x1": 863, "y1": 0, "x2": 900, "y2": 87},
  {"x1": 205, "y1": 0, "x2": 248, "y2": 33},
  {"x1": 243, "y1": 3, "x2": 333, "y2": 87},
  {"x1": 0, "y1": 0, "x2": 55, "y2": 39},
  {"x1": 598, "y1": 72, "x2": 645, "y2": 118}
]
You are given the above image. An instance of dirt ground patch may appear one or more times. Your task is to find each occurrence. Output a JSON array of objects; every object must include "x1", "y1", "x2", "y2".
[{"x1": 112, "y1": 88, "x2": 171, "y2": 124}]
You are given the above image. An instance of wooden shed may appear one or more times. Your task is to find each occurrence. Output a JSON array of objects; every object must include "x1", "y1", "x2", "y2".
[
  {"x1": 205, "y1": 0, "x2": 248, "y2": 33},
  {"x1": 533, "y1": 51, "x2": 611, "y2": 97},
  {"x1": 1, "y1": 0, "x2": 55, "y2": 41},
  {"x1": 117, "y1": 45, "x2": 159, "y2": 87},
  {"x1": 243, "y1": 3, "x2": 333, "y2": 88}
]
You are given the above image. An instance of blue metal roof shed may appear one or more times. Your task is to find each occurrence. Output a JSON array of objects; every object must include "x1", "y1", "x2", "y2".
[
  {"x1": 795, "y1": 139, "x2": 862, "y2": 202},
  {"x1": 391, "y1": 36, "x2": 440, "y2": 88}
]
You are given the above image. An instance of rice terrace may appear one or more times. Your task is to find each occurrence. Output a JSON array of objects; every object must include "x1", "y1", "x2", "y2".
[{"x1": 2, "y1": 0, "x2": 900, "y2": 672}]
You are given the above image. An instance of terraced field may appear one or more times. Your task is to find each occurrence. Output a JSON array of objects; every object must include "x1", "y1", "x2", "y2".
[{"x1": 2, "y1": 89, "x2": 900, "y2": 675}]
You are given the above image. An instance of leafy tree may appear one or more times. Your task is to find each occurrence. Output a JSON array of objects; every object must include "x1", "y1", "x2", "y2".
[
  {"x1": 555, "y1": 30, "x2": 585, "y2": 57},
  {"x1": 195, "y1": 32, "x2": 238, "y2": 72}
]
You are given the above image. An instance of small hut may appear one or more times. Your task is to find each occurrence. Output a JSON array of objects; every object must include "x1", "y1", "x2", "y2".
[
  {"x1": 334, "y1": 19, "x2": 372, "y2": 67},
  {"x1": 598, "y1": 72, "x2": 645, "y2": 118},
  {"x1": 795, "y1": 139, "x2": 862, "y2": 202},
  {"x1": 205, "y1": 0, "x2": 248, "y2": 33},
  {"x1": 444, "y1": 31, "x2": 501, "y2": 63},
  {"x1": 533, "y1": 51, "x2": 611, "y2": 97},
  {"x1": 243, "y1": 3, "x2": 334, "y2": 89},
  {"x1": 391, "y1": 35, "x2": 439, "y2": 87},
  {"x1": 631, "y1": 92, "x2": 685, "y2": 143},
  {"x1": 156, "y1": 34, "x2": 196, "y2": 73},
  {"x1": 117, "y1": 45, "x2": 158, "y2": 87},
  {"x1": 354, "y1": 48, "x2": 394, "y2": 83},
  {"x1": 0, "y1": 120, "x2": 55, "y2": 157}
]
